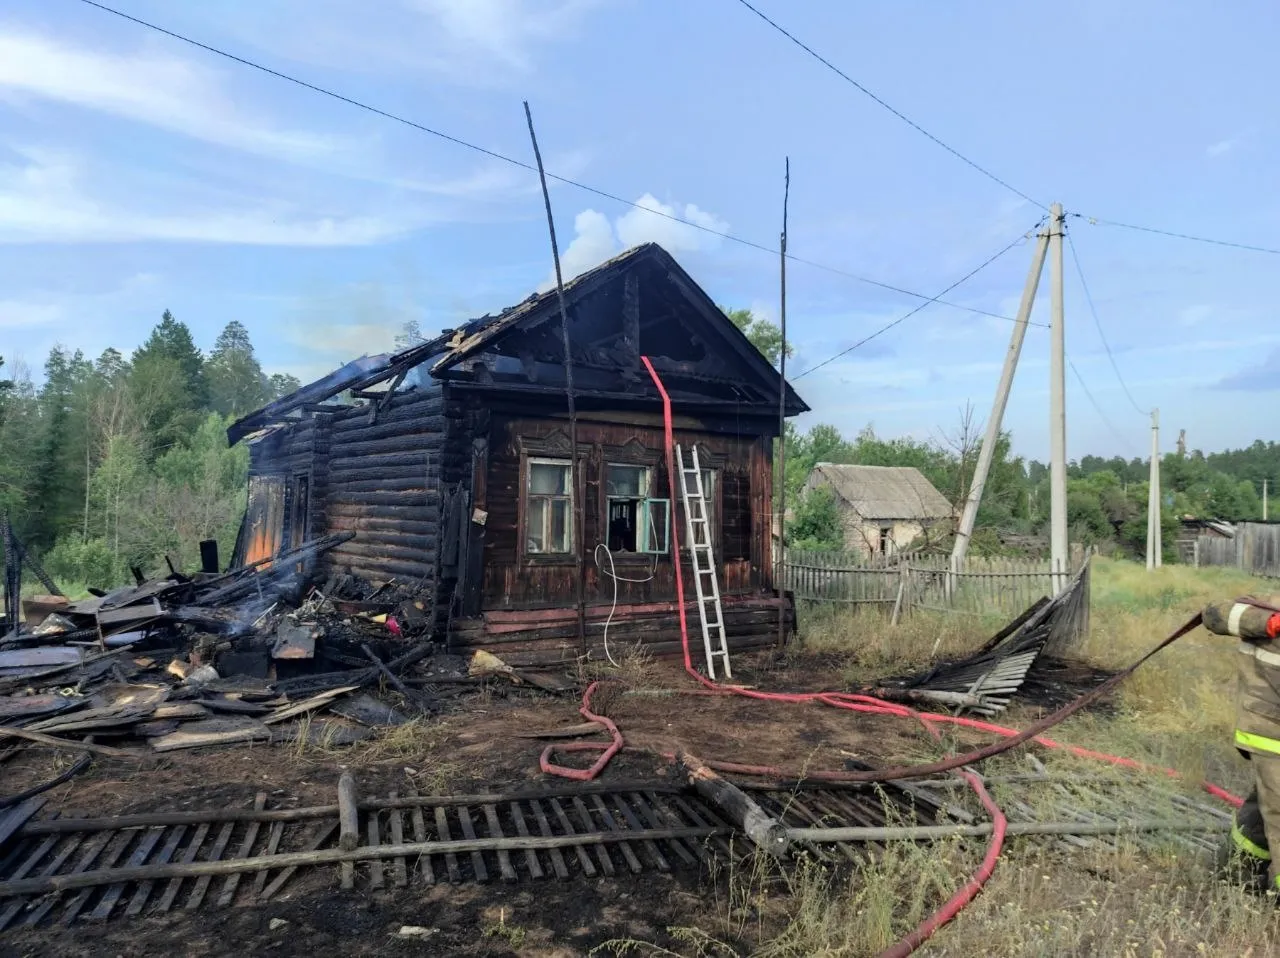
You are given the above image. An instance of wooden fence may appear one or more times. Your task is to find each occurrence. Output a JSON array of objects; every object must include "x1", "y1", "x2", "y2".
[
  {"x1": 1190, "y1": 522, "x2": 1280, "y2": 578},
  {"x1": 782, "y1": 551, "x2": 1071, "y2": 618}
]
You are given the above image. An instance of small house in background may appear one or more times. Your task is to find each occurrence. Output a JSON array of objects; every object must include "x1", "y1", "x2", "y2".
[
  {"x1": 802, "y1": 463, "x2": 952, "y2": 558},
  {"x1": 227, "y1": 243, "x2": 807, "y2": 665}
]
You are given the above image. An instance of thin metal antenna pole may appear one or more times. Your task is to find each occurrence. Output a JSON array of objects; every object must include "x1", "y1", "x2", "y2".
[
  {"x1": 776, "y1": 157, "x2": 790, "y2": 649},
  {"x1": 524, "y1": 101, "x2": 586, "y2": 655}
]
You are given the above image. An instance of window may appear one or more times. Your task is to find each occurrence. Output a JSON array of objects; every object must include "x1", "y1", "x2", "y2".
[
  {"x1": 878, "y1": 525, "x2": 893, "y2": 556},
  {"x1": 606, "y1": 464, "x2": 670, "y2": 554},
  {"x1": 526, "y1": 458, "x2": 573, "y2": 554}
]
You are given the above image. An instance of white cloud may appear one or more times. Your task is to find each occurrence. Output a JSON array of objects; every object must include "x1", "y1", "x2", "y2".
[
  {"x1": 406, "y1": 0, "x2": 600, "y2": 69},
  {"x1": 615, "y1": 193, "x2": 729, "y2": 253},
  {"x1": 0, "y1": 147, "x2": 424, "y2": 246},
  {"x1": 544, "y1": 193, "x2": 729, "y2": 288},
  {"x1": 1207, "y1": 138, "x2": 1237, "y2": 158},
  {"x1": 0, "y1": 28, "x2": 342, "y2": 164},
  {"x1": 0, "y1": 298, "x2": 63, "y2": 329},
  {"x1": 549, "y1": 209, "x2": 616, "y2": 289}
]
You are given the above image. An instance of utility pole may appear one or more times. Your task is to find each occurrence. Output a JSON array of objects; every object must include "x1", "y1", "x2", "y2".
[
  {"x1": 951, "y1": 223, "x2": 1050, "y2": 571},
  {"x1": 1146, "y1": 408, "x2": 1162, "y2": 570},
  {"x1": 1264, "y1": 478, "x2": 1269, "y2": 521},
  {"x1": 1047, "y1": 203, "x2": 1068, "y2": 594}
]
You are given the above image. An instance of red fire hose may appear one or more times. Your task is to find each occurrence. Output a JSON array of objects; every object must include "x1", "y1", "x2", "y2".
[{"x1": 539, "y1": 356, "x2": 1240, "y2": 957}]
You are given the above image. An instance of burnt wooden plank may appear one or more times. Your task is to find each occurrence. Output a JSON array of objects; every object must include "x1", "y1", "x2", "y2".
[
  {"x1": 508, "y1": 801, "x2": 543, "y2": 879},
  {"x1": 0, "y1": 830, "x2": 79, "y2": 932},
  {"x1": 156, "y1": 822, "x2": 209, "y2": 913},
  {"x1": 90, "y1": 826, "x2": 163, "y2": 921},
  {"x1": 588, "y1": 795, "x2": 642, "y2": 874},
  {"x1": 127, "y1": 825, "x2": 186, "y2": 917},
  {"x1": 250, "y1": 822, "x2": 285, "y2": 900},
  {"x1": 455, "y1": 806, "x2": 487, "y2": 883},
  {"x1": 528, "y1": 800, "x2": 568, "y2": 880},
  {"x1": 388, "y1": 794, "x2": 408, "y2": 888},
  {"x1": 366, "y1": 811, "x2": 384, "y2": 891},
  {"x1": 261, "y1": 821, "x2": 337, "y2": 901},
  {"x1": 668, "y1": 795, "x2": 734, "y2": 857},
  {"x1": 406, "y1": 791, "x2": 434, "y2": 885},
  {"x1": 547, "y1": 798, "x2": 594, "y2": 877},
  {"x1": 63, "y1": 829, "x2": 133, "y2": 924},
  {"x1": 636, "y1": 791, "x2": 699, "y2": 864},
  {"x1": 433, "y1": 806, "x2": 462, "y2": 884},
  {"x1": 572, "y1": 796, "x2": 615, "y2": 877},
  {"x1": 185, "y1": 821, "x2": 235, "y2": 910},
  {"x1": 611, "y1": 794, "x2": 670, "y2": 871},
  {"x1": 21, "y1": 831, "x2": 98, "y2": 928},
  {"x1": 217, "y1": 793, "x2": 268, "y2": 907},
  {"x1": 482, "y1": 804, "x2": 517, "y2": 883},
  {"x1": 0, "y1": 797, "x2": 46, "y2": 848}
]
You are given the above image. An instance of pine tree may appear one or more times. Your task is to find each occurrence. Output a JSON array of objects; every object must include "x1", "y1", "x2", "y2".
[
  {"x1": 206, "y1": 321, "x2": 270, "y2": 417},
  {"x1": 129, "y1": 310, "x2": 208, "y2": 453},
  {"x1": 268, "y1": 373, "x2": 302, "y2": 399}
]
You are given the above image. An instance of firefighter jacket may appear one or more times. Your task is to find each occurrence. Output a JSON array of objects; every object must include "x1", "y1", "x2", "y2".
[{"x1": 1204, "y1": 599, "x2": 1280, "y2": 756}]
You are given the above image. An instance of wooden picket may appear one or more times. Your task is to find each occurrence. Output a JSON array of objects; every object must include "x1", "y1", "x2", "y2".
[{"x1": 783, "y1": 551, "x2": 1065, "y2": 618}]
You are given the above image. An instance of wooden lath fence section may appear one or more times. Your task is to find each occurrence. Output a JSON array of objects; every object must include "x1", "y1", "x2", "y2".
[
  {"x1": 1188, "y1": 522, "x2": 1280, "y2": 579},
  {"x1": 783, "y1": 551, "x2": 1078, "y2": 618}
]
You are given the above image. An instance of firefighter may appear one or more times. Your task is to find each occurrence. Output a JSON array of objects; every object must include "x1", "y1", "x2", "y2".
[{"x1": 1204, "y1": 597, "x2": 1280, "y2": 891}]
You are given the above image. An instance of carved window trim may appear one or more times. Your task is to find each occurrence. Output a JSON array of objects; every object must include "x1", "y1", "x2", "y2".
[{"x1": 517, "y1": 430, "x2": 586, "y2": 565}]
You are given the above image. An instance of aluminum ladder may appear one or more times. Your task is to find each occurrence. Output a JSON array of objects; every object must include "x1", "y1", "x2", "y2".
[{"x1": 676, "y1": 444, "x2": 731, "y2": 679}]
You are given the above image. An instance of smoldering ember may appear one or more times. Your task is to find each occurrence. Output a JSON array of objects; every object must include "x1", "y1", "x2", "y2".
[{"x1": 0, "y1": 243, "x2": 1264, "y2": 957}]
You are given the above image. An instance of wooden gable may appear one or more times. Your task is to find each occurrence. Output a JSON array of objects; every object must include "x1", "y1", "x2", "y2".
[{"x1": 430, "y1": 244, "x2": 807, "y2": 415}]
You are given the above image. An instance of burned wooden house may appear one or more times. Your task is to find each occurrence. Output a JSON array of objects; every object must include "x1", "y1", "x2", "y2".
[{"x1": 227, "y1": 244, "x2": 808, "y2": 666}]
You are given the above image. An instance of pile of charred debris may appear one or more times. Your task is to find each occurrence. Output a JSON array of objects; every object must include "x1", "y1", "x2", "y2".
[{"x1": 1, "y1": 527, "x2": 568, "y2": 762}]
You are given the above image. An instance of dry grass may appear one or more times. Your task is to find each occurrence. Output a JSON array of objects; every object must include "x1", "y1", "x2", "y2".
[
  {"x1": 600, "y1": 558, "x2": 1280, "y2": 956},
  {"x1": 311, "y1": 717, "x2": 464, "y2": 793},
  {"x1": 578, "y1": 640, "x2": 673, "y2": 690}
]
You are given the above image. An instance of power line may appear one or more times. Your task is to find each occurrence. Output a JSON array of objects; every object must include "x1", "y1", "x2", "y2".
[
  {"x1": 75, "y1": 0, "x2": 1021, "y2": 326},
  {"x1": 1069, "y1": 213, "x2": 1280, "y2": 256},
  {"x1": 730, "y1": 0, "x2": 1045, "y2": 210},
  {"x1": 1064, "y1": 228, "x2": 1147, "y2": 417},
  {"x1": 1067, "y1": 355, "x2": 1139, "y2": 454},
  {"x1": 794, "y1": 223, "x2": 1044, "y2": 379}
]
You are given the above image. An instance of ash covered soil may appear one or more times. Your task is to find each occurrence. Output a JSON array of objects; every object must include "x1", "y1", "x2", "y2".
[{"x1": 1, "y1": 652, "x2": 1029, "y2": 957}]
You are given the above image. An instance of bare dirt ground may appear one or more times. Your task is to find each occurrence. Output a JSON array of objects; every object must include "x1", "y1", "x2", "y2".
[
  {"x1": 2, "y1": 650, "x2": 958, "y2": 958},
  {"x1": 6, "y1": 564, "x2": 1273, "y2": 958}
]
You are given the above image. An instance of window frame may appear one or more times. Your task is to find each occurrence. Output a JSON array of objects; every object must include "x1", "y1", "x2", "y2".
[
  {"x1": 523, "y1": 456, "x2": 575, "y2": 558},
  {"x1": 604, "y1": 462, "x2": 671, "y2": 556}
]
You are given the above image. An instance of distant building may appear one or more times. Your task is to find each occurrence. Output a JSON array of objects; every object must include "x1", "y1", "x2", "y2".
[{"x1": 803, "y1": 463, "x2": 953, "y2": 557}]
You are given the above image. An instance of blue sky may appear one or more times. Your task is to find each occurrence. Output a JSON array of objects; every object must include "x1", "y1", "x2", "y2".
[{"x1": 1, "y1": 0, "x2": 1276, "y2": 462}]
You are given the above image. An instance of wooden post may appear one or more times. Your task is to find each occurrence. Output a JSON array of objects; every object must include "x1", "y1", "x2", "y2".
[
  {"x1": 677, "y1": 750, "x2": 789, "y2": 857},
  {"x1": 890, "y1": 562, "x2": 906, "y2": 627},
  {"x1": 524, "y1": 101, "x2": 586, "y2": 657},
  {"x1": 337, "y1": 772, "x2": 360, "y2": 851}
]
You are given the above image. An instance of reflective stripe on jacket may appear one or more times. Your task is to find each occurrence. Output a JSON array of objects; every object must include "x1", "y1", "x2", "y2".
[{"x1": 1235, "y1": 641, "x2": 1280, "y2": 757}]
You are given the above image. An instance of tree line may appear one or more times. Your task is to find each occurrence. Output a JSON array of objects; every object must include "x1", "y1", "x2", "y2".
[
  {"x1": 0, "y1": 313, "x2": 301, "y2": 590},
  {"x1": 1, "y1": 306, "x2": 1272, "y2": 591},
  {"x1": 723, "y1": 308, "x2": 1276, "y2": 560},
  {"x1": 782, "y1": 417, "x2": 1277, "y2": 559}
]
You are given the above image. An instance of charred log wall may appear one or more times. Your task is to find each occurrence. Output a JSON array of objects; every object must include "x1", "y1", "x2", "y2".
[
  {"x1": 449, "y1": 594, "x2": 793, "y2": 667},
  {"x1": 318, "y1": 384, "x2": 446, "y2": 586}
]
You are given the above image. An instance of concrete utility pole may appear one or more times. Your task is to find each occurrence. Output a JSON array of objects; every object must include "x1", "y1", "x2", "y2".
[
  {"x1": 1146, "y1": 408, "x2": 1162, "y2": 570},
  {"x1": 1047, "y1": 203, "x2": 1068, "y2": 594},
  {"x1": 951, "y1": 223, "x2": 1050, "y2": 570},
  {"x1": 1264, "y1": 478, "x2": 1269, "y2": 521}
]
